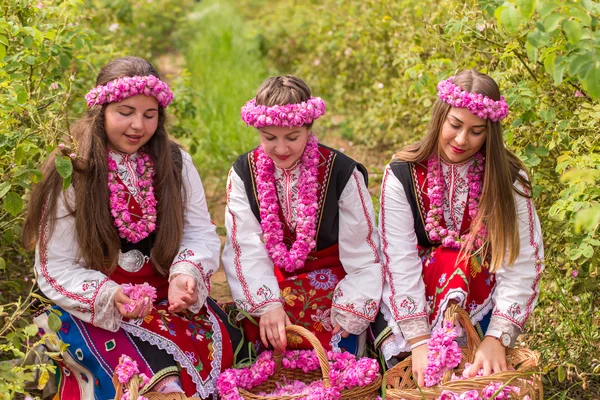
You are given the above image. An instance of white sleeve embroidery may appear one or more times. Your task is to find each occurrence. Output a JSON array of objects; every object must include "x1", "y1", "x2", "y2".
[
  {"x1": 222, "y1": 167, "x2": 283, "y2": 316},
  {"x1": 491, "y1": 175, "x2": 544, "y2": 333},
  {"x1": 169, "y1": 150, "x2": 222, "y2": 313},
  {"x1": 35, "y1": 189, "x2": 122, "y2": 331},
  {"x1": 379, "y1": 165, "x2": 430, "y2": 334},
  {"x1": 332, "y1": 168, "x2": 383, "y2": 335}
]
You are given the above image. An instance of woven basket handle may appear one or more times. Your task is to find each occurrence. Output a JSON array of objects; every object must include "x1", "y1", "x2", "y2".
[
  {"x1": 112, "y1": 372, "x2": 140, "y2": 400},
  {"x1": 443, "y1": 304, "x2": 481, "y2": 363},
  {"x1": 273, "y1": 325, "x2": 332, "y2": 388}
]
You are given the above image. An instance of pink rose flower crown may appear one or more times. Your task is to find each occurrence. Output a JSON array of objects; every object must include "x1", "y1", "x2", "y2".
[
  {"x1": 437, "y1": 77, "x2": 508, "y2": 122},
  {"x1": 85, "y1": 75, "x2": 174, "y2": 108}
]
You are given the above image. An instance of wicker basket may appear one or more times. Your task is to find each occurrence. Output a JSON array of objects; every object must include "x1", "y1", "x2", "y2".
[
  {"x1": 112, "y1": 372, "x2": 201, "y2": 400},
  {"x1": 384, "y1": 305, "x2": 543, "y2": 400},
  {"x1": 238, "y1": 325, "x2": 382, "y2": 399}
]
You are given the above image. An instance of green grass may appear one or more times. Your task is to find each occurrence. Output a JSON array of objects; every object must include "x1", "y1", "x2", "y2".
[{"x1": 183, "y1": 0, "x2": 271, "y2": 180}]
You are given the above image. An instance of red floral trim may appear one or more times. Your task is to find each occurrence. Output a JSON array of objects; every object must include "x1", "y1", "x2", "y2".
[
  {"x1": 226, "y1": 172, "x2": 255, "y2": 308},
  {"x1": 380, "y1": 167, "x2": 401, "y2": 319},
  {"x1": 39, "y1": 204, "x2": 93, "y2": 310},
  {"x1": 493, "y1": 185, "x2": 543, "y2": 329},
  {"x1": 89, "y1": 277, "x2": 111, "y2": 325},
  {"x1": 331, "y1": 303, "x2": 377, "y2": 322},
  {"x1": 352, "y1": 172, "x2": 381, "y2": 264}
]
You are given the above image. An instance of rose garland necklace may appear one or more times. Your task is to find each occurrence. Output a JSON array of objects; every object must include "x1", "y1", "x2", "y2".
[
  {"x1": 108, "y1": 150, "x2": 157, "y2": 243},
  {"x1": 424, "y1": 152, "x2": 487, "y2": 250},
  {"x1": 255, "y1": 134, "x2": 320, "y2": 272}
]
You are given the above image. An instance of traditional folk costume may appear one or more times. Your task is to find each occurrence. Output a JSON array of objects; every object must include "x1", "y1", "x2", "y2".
[
  {"x1": 373, "y1": 77, "x2": 544, "y2": 362},
  {"x1": 222, "y1": 97, "x2": 382, "y2": 353},
  {"x1": 34, "y1": 149, "x2": 237, "y2": 399}
]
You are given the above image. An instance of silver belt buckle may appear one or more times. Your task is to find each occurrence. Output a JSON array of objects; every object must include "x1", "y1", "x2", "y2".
[{"x1": 118, "y1": 249, "x2": 149, "y2": 272}]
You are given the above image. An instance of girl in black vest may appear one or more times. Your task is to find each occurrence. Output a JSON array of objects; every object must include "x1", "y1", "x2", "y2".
[
  {"x1": 376, "y1": 70, "x2": 543, "y2": 386},
  {"x1": 222, "y1": 76, "x2": 383, "y2": 355}
]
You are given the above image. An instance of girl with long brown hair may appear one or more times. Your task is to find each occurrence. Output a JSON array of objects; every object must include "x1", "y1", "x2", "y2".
[
  {"x1": 374, "y1": 70, "x2": 544, "y2": 385},
  {"x1": 23, "y1": 56, "x2": 238, "y2": 399}
]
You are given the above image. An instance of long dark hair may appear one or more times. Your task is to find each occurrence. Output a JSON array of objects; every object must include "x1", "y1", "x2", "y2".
[
  {"x1": 394, "y1": 69, "x2": 530, "y2": 272},
  {"x1": 22, "y1": 56, "x2": 184, "y2": 276}
]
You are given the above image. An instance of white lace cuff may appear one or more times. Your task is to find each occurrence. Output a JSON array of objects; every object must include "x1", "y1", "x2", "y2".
[
  {"x1": 250, "y1": 301, "x2": 284, "y2": 317},
  {"x1": 169, "y1": 264, "x2": 208, "y2": 314},
  {"x1": 398, "y1": 316, "x2": 431, "y2": 341},
  {"x1": 330, "y1": 308, "x2": 370, "y2": 335},
  {"x1": 93, "y1": 280, "x2": 122, "y2": 332},
  {"x1": 486, "y1": 316, "x2": 522, "y2": 347}
]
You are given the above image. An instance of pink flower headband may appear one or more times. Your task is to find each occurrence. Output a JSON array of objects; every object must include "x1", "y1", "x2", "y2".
[
  {"x1": 437, "y1": 77, "x2": 509, "y2": 122},
  {"x1": 241, "y1": 97, "x2": 326, "y2": 128},
  {"x1": 85, "y1": 75, "x2": 174, "y2": 108}
]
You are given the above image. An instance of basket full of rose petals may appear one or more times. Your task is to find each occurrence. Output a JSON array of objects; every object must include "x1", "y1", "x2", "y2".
[
  {"x1": 384, "y1": 305, "x2": 542, "y2": 399},
  {"x1": 216, "y1": 325, "x2": 382, "y2": 399}
]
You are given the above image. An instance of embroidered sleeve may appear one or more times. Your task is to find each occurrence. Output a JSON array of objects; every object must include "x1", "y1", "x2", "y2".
[
  {"x1": 169, "y1": 150, "x2": 222, "y2": 313},
  {"x1": 34, "y1": 189, "x2": 121, "y2": 331},
  {"x1": 379, "y1": 166, "x2": 428, "y2": 323},
  {"x1": 222, "y1": 167, "x2": 284, "y2": 316},
  {"x1": 491, "y1": 175, "x2": 544, "y2": 331},
  {"x1": 332, "y1": 168, "x2": 383, "y2": 334}
]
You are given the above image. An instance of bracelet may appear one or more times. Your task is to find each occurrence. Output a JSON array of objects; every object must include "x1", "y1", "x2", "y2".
[{"x1": 409, "y1": 339, "x2": 429, "y2": 350}]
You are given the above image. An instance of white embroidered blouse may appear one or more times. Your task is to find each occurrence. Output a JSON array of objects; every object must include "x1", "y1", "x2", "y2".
[
  {"x1": 222, "y1": 162, "x2": 383, "y2": 335},
  {"x1": 34, "y1": 149, "x2": 221, "y2": 332},
  {"x1": 379, "y1": 157, "x2": 544, "y2": 354}
]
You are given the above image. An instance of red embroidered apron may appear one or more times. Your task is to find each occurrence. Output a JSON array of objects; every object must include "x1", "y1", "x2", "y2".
[{"x1": 413, "y1": 163, "x2": 494, "y2": 327}]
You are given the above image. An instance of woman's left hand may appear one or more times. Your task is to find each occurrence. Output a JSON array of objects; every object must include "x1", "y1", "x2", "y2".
[
  {"x1": 331, "y1": 325, "x2": 350, "y2": 338},
  {"x1": 467, "y1": 336, "x2": 508, "y2": 377},
  {"x1": 168, "y1": 274, "x2": 198, "y2": 313}
]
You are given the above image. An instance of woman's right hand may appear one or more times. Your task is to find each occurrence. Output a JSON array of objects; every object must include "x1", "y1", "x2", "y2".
[
  {"x1": 410, "y1": 341, "x2": 429, "y2": 388},
  {"x1": 114, "y1": 287, "x2": 152, "y2": 319},
  {"x1": 259, "y1": 306, "x2": 291, "y2": 352}
]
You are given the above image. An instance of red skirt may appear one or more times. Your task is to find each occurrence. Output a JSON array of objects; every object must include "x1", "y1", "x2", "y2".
[{"x1": 242, "y1": 244, "x2": 346, "y2": 350}]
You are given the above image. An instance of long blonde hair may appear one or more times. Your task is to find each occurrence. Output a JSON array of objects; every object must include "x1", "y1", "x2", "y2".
[
  {"x1": 394, "y1": 69, "x2": 530, "y2": 272},
  {"x1": 22, "y1": 57, "x2": 184, "y2": 276}
]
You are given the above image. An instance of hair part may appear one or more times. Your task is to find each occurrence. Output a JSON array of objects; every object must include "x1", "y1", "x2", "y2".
[
  {"x1": 393, "y1": 69, "x2": 531, "y2": 273},
  {"x1": 23, "y1": 56, "x2": 184, "y2": 276},
  {"x1": 255, "y1": 76, "x2": 314, "y2": 129}
]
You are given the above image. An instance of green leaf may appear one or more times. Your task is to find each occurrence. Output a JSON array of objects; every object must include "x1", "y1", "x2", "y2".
[
  {"x1": 0, "y1": 35, "x2": 7, "y2": 46},
  {"x1": 526, "y1": 30, "x2": 542, "y2": 47},
  {"x1": 24, "y1": 324, "x2": 39, "y2": 337},
  {"x1": 569, "y1": 53, "x2": 593, "y2": 78},
  {"x1": 24, "y1": 55, "x2": 35, "y2": 65},
  {"x1": 47, "y1": 313, "x2": 62, "y2": 333},
  {"x1": 0, "y1": 44, "x2": 5, "y2": 61},
  {"x1": 526, "y1": 42, "x2": 538, "y2": 63},
  {"x1": 544, "y1": 53, "x2": 556, "y2": 75},
  {"x1": 16, "y1": 90, "x2": 27, "y2": 104},
  {"x1": 543, "y1": 13, "x2": 563, "y2": 32},
  {"x1": 495, "y1": 3, "x2": 521, "y2": 33},
  {"x1": 55, "y1": 156, "x2": 73, "y2": 179},
  {"x1": 562, "y1": 19, "x2": 583, "y2": 44},
  {"x1": 0, "y1": 257, "x2": 5, "y2": 270},
  {"x1": 4, "y1": 192, "x2": 23, "y2": 216},
  {"x1": 516, "y1": 0, "x2": 536, "y2": 19},
  {"x1": 557, "y1": 365, "x2": 566, "y2": 382},
  {"x1": 59, "y1": 54, "x2": 70, "y2": 68},
  {"x1": 62, "y1": 174, "x2": 72, "y2": 191},
  {"x1": 553, "y1": 57, "x2": 567, "y2": 85},
  {"x1": 0, "y1": 182, "x2": 11, "y2": 198},
  {"x1": 537, "y1": 0, "x2": 559, "y2": 17},
  {"x1": 583, "y1": 66, "x2": 600, "y2": 99}
]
